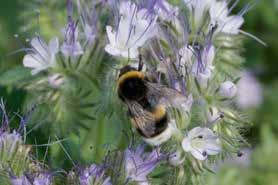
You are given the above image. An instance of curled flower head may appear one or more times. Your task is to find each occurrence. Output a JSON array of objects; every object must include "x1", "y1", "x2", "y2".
[
  {"x1": 105, "y1": 1, "x2": 157, "y2": 59},
  {"x1": 23, "y1": 37, "x2": 59, "y2": 75},
  {"x1": 124, "y1": 145, "x2": 162, "y2": 184},
  {"x1": 79, "y1": 164, "x2": 112, "y2": 185},
  {"x1": 182, "y1": 127, "x2": 221, "y2": 160}
]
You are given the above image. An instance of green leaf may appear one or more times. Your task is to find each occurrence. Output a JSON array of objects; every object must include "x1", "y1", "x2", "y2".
[{"x1": 0, "y1": 66, "x2": 31, "y2": 86}]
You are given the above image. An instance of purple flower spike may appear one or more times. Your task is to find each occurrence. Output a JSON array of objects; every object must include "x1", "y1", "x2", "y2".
[
  {"x1": 61, "y1": 20, "x2": 84, "y2": 57},
  {"x1": 124, "y1": 145, "x2": 163, "y2": 184},
  {"x1": 79, "y1": 164, "x2": 112, "y2": 185},
  {"x1": 61, "y1": 0, "x2": 83, "y2": 57},
  {"x1": 11, "y1": 174, "x2": 52, "y2": 185}
]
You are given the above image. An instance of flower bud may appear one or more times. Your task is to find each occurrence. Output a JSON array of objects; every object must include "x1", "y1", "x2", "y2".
[
  {"x1": 168, "y1": 150, "x2": 185, "y2": 166},
  {"x1": 48, "y1": 73, "x2": 64, "y2": 88},
  {"x1": 219, "y1": 81, "x2": 237, "y2": 98},
  {"x1": 207, "y1": 106, "x2": 221, "y2": 123}
]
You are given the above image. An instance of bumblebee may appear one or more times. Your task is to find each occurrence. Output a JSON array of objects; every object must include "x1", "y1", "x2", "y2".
[{"x1": 117, "y1": 62, "x2": 187, "y2": 145}]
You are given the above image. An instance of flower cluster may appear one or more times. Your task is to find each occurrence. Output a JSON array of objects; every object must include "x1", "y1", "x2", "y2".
[
  {"x1": 0, "y1": 101, "x2": 53, "y2": 185},
  {"x1": 15, "y1": 0, "x2": 256, "y2": 184}
]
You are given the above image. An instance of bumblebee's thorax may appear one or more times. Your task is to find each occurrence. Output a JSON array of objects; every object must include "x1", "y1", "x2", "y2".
[{"x1": 117, "y1": 70, "x2": 147, "y2": 101}]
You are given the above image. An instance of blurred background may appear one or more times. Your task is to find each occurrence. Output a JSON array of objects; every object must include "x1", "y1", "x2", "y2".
[{"x1": 0, "y1": 0, "x2": 277, "y2": 184}]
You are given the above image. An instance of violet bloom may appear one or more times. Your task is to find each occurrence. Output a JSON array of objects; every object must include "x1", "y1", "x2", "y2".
[
  {"x1": 191, "y1": 44, "x2": 215, "y2": 87},
  {"x1": 105, "y1": 1, "x2": 158, "y2": 59},
  {"x1": 61, "y1": 20, "x2": 84, "y2": 57},
  {"x1": 23, "y1": 37, "x2": 59, "y2": 75},
  {"x1": 11, "y1": 176, "x2": 32, "y2": 185},
  {"x1": 33, "y1": 174, "x2": 52, "y2": 185},
  {"x1": 76, "y1": 0, "x2": 98, "y2": 44},
  {"x1": 79, "y1": 164, "x2": 112, "y2": 185},
  {"x1": 11, "y1": 174, "x2": 52, "y2": 185},
  {"x1": 124, "y1": 145, "x2": 162, "y2": 184}
]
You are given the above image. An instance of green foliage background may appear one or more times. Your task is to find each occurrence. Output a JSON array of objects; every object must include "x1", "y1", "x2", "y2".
[{"x1": 0, "y1": 0, "x2": 277, "y2": 184}]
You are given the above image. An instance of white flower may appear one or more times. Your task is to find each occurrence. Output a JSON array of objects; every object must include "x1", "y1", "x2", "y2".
[
  {"x1": 219, "y1": 81, "x2": 237, "y2": 98},
  {"x1": 236, "y1": 71, "x2": 263, "y2": 108},
  {"x1": 182, "y1": 127, "x2": 221, "y2": 160},
  {"x1": 168, "y1": 150, "x2": 185, "y2": 166},
  {"x1": 209, "y1": 0, "x2": 244, "y2": 34},
  {"x1": 184, "y1": 0, "x2": 214, "y2": 28},
  {"x1": 23, "y1": 37, "x2": 59, "y2": 75},
  {"x1": 105, "y1": 1, "x2": 157, "y2": 59}
]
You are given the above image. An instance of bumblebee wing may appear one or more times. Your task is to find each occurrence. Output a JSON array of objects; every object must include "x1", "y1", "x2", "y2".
[
  {"x1": 145, "y1": 82, "x2": 193, "y2": 109},
  {"x1": 126, "y1": 101, "x2": 157, "y2": 137}
]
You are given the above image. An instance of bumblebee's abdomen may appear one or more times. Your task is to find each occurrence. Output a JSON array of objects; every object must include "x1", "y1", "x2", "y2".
[
  {"x1": 136, "y1": 113, "x2": 169, "y2": 138},
  {"x1": 152, "y1": 113, "x2": 169, "y2": 137},
  {"x1": 118, "y1": 77, "x2": 147, "y2": 101}
]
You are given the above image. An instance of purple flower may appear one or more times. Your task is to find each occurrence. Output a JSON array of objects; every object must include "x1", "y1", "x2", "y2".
[
  {"x1": 191, "y1": 44, "x2": 215, "y2": 87},
  {"x1": 61, "y1": 0, "x2": 83, "y2": 57},
  {"x1": 124, "y1": 145, "x2": 162, "y2": 184},
  {"x1": 76, "y1": 0, "x2": 98, "y2": 44},
  {"x1": 61, "y1": 20, "x2": 84, "y2": 57},
  {"x1": 11, "y1": 174, "x2": 52, "y2": 185},
  {"x1": 79, "y1": 164, "x2": 112, "y2": 185},
  {"x1": 33, "y1": 174, "x2": 52, "y2": 185},
  {"x1": 11, "y1": 175, "x2": 32, "y2": 185}
]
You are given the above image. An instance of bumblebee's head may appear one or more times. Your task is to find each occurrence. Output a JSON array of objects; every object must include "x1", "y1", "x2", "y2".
[
  {"x1": 119, "y1": 65, "x2": 137, "y2": 78},
  {"x1": 117, "y1": 65, "x2": 146, "y2": 101}
]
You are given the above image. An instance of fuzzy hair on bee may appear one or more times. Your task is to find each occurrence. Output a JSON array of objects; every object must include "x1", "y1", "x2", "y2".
[{"x1": 117, "y1": 61, "x2": 188, "y2": 146}]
